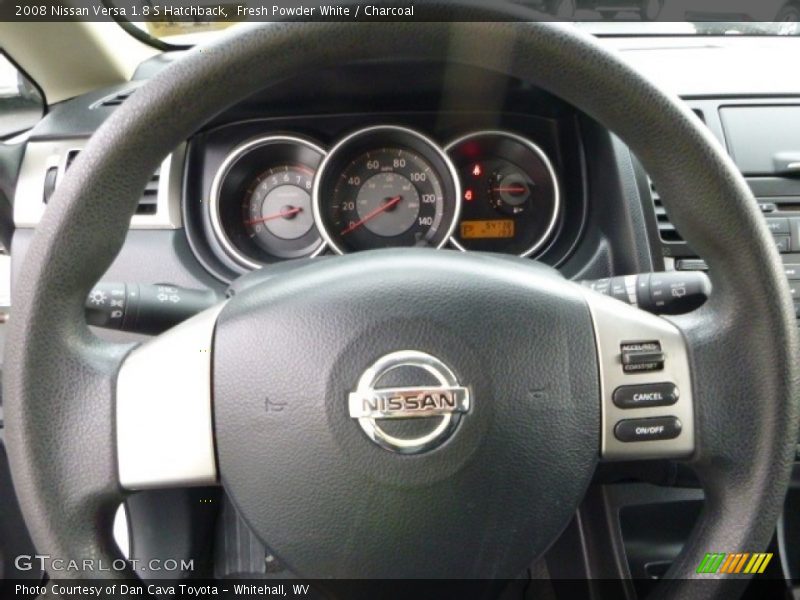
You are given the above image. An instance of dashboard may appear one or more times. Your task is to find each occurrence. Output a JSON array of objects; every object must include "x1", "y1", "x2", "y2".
[
  {"x1": 183, "y1": 101, "x2": 588, "y2": 282},
  {"x1": 206, "y1": 125, "x2": 560, "y2": 266}
]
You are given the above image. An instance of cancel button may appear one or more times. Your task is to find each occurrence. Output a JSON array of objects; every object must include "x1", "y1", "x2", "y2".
[
  {"x1": 615, "y1": 417, "x2": 682, "y2": 443},
  {"x1": 612, "y1": 382, "x2": 678, "y2": 409}
]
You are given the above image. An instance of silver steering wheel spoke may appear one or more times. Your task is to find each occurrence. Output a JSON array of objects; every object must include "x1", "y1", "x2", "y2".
[
  {"x1": 116, "y1": 303, "x2": 225, "y2": 489},
  {"x1": 581, "y1": 289, "x2": 695, "y2": 461}
]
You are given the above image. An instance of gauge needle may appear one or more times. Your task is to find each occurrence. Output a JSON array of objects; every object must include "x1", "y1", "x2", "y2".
[
  {"x1": 245, "y1": 206, "x2": 302, "y2": 225},
  {"x1": 492, "y1": 186, "x2": 528, "y2": 193},
  {"x1": 340, "y1": 195, "x2": 402, "y2": 235}
]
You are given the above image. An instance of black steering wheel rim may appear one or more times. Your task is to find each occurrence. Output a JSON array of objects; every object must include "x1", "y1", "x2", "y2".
[{"x1": 4, "y1": 15, "x2": 799, "y2": 598}]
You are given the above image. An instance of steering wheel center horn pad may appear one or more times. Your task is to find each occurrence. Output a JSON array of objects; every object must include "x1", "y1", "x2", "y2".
[
  {"x1": 346, "y1": 349, "x2": 472, "y2": 455},
  {"x1": 212, "y1": 250, "x2": 599, "y2": 579}
]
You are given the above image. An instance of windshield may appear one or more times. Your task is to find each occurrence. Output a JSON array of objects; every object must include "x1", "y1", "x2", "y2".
[
  {"x1": 121, "y1": 0, "x2": 800, "y2": 46},
  {"x1": 131, "y1": 20, "x2": 800, "y2": 46}
]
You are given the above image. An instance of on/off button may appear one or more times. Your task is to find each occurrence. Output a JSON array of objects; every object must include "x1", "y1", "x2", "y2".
[{"x1": 614, "y1": 417, "x2": 682, "y2": 443}]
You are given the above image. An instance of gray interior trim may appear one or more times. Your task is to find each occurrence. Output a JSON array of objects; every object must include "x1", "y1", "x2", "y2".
[
  {"x1": 116, "y1": 304, "x2": 223, "y2": 489},
  {"x1": 14, "y1": 140, "x2": 184, "y2": 229},
  {"x1": 0, "y1": 22, "x2": 156, "y2": 104},
  {"x1": 582, "y1": 288, "x2": 694, "y2": 460}
]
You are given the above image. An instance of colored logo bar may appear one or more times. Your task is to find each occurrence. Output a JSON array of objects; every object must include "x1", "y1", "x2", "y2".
[{"x1": 697, "y1": 553, "x2": 773, "y2": 574}]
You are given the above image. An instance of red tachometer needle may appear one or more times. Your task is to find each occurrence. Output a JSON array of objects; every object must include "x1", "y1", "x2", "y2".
[
  {"x1": 245, "y1": 206, "x2": 302, "y2": 226},
  {"x1": 340, "y1": 195, "x2": 402, "y2": 235}
]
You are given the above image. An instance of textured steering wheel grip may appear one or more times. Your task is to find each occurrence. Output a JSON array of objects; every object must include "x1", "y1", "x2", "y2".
[{"x1": 4, "y1": 10, "x2": 798, "y2": 596}]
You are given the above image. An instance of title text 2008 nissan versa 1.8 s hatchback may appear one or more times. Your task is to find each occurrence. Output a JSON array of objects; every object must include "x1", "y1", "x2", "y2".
[{"x1": 1, "y1": 3, "x2": 800, "y2": 599}]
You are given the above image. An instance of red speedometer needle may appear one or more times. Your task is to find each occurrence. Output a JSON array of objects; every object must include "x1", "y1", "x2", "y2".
[
  {"x1": 245, "y1": 206, "x2": 302, "y2": 225},
  {"x1": 340, "y1": 195, "x2": 402, "y2": 235}
]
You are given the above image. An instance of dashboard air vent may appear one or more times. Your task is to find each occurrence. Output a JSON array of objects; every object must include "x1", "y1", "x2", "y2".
[
  {"x1": 65, "y1": 149, "x2": 80, "y2": 170},
  {"x1": 645, "y1": 110, "x2": 702, "y2": 245},
  {"x1": 137, "y1": 169, "x2": 160, "y2": 215},
  {"x1": 59, "y1": 150, "x2": 158, "y2": 215},
  {"x1": 648, "y1": 177, "x2": 683, "y2": 243},
  {"x1": 93, "y1": 88, "x2": 136, "y2": 109}
]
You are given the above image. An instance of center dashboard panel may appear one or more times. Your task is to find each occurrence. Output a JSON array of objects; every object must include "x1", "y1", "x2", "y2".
[{"x1": 184, "y1": 111, "x2": 587, "y2": 281}]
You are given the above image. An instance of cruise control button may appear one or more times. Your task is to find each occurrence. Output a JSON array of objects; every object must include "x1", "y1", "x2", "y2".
[
  {"x1": 785, "y1": 264, "x2": 800, "y2": 280},
  {"x1": 620, "y1": 341, "x2": 664, "y2": 373},
  {"x1": 766, "y1": 218, "x2": 790, "y2": 234},
  {"x1": 613, "y1": 383, "x2": 679, "y2": 409},
  {"x1": 676, "y1": 258, "x2": 708, "y2": 271},
  {"x1": 614, "y1": 417, "x2": 682, "y2": 443},
  {"x1": 774, "y1": 235, "x2": 791, "y2": 253}
]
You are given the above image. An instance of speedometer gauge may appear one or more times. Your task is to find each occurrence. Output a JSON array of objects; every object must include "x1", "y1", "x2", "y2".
[{"x1": 314, "y1": 126, "x2": 461, "y2": 254}]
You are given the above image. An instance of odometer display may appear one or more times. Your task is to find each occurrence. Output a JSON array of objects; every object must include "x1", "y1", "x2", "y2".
[
  {"x1": 314, "y1": 127, "x2": 460, "y2": 254},
  {"x1": 460, "y1": 219, "x2": 515, "y2": 240}
]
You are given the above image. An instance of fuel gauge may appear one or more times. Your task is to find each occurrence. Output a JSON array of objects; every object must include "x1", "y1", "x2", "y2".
[
  {"x1": 489, "y1": 167, "x2": 534, "y2": 215},
  {"x1": 446, "y1": 131, "x2": 561, "y2": 257}
]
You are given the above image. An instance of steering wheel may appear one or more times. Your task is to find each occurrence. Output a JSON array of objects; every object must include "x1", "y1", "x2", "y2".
[{"x1": 5, "y1": 13, "x2": 799, "y2": 599}]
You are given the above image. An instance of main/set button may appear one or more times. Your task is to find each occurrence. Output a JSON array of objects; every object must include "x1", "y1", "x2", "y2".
[
  {"x1": 613, "y1": 383, "x2": 679, "y2": 409},
  {"x1": 614, "y1": 417, "x2": 682, "y2": 443}
]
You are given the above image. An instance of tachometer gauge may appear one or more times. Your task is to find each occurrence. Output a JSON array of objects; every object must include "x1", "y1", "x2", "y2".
[
  {"x1": 244, "y1": 165, "x2": 316, "y2": 243},
  {"x1": 445, "y1": 131, "x2": 561, "y2": 257},
  {"x1": 210, "y1": 136, "x2": 326, "y2": 270},
  {"x1": 314, "y1": 126, "x2": 461, "y2": 254}
]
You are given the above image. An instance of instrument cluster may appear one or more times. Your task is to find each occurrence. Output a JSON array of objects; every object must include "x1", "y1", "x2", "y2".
[{"x1": 206, "y1": 125, "x2": 565, "y2": 270}]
